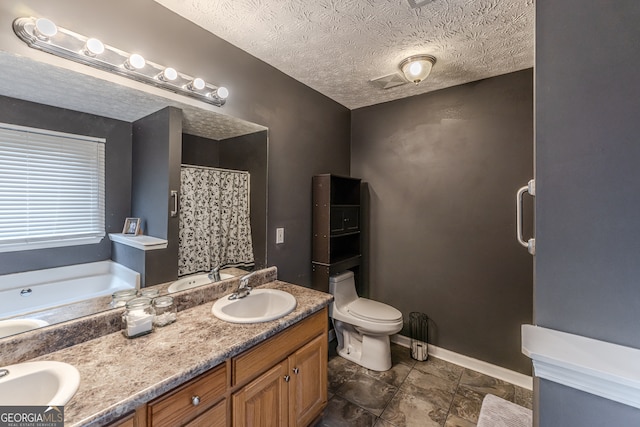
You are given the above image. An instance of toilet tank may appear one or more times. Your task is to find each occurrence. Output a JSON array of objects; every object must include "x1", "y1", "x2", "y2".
[{"x1": 329, "y1": 270, "x2": 359, "y2": 312}]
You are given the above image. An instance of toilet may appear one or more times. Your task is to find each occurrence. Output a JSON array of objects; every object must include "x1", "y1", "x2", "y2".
[{"x1": 329, "y1": 271, "x2": 403, "y2": 371}]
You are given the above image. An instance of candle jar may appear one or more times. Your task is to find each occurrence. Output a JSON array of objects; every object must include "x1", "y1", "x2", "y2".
[
  {"x1": 122, "y1": 297, "x2": 155, "y2": 339},
  {"x1": 111, "y1": 289, "x2": 137, "y2": 308},
  {"x1": 153, "y1": 296, "x2": 177, "y2": 327},
  {"x1": 138, "y1": 287, "x2": 160, "y2": 299}
]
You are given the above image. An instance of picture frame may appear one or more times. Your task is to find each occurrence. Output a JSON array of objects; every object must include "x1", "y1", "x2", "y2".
[{"x1": 122, "y1": 217, "x2": 141, "y2": 235}]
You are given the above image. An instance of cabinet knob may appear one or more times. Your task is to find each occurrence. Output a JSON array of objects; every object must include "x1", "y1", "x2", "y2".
[
  {"x1": 284, "y1": 375, "x2": 290, "y2": 382},
  {"x1": 293, "y1": 367, "x2": 299, "y2": 374},
  {"x1": 191, "y1": 395, "x2": 200, "y2": 406}
]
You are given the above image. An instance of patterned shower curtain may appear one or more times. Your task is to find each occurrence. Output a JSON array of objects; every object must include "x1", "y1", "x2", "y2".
[{"x1": 178, "y1": 165, "x2": 254, "y2": 276}]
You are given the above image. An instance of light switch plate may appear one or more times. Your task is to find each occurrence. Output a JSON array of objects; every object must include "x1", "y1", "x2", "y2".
[{"x1": 276, "y1": 227, "x2": 284, "y2": 244}]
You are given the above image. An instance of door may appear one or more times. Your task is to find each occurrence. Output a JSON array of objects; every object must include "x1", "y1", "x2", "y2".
[
  {"x1": 233, "y1": 361, "x2": 289, "y2": 427},
  {"x1": 288, "y1": 335, "x2": 327, "y2": 427}
]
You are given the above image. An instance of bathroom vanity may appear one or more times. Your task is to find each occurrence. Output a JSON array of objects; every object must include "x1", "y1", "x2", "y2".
[
  {"x1": 9, "y1": 277, "x2": 331, "y2": 427},
  {"x1": 115, "y1": 308, "x2": 327, "y2": 427}
]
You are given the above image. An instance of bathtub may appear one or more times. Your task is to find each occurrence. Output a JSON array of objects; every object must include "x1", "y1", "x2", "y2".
[{"x1": 0, "y1": 261, "x2": 140, "y2": 319}]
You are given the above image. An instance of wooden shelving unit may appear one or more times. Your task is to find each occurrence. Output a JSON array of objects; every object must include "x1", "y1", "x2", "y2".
[{"x1": 312, "y1": 174, "x2": 362, "y2": 292}]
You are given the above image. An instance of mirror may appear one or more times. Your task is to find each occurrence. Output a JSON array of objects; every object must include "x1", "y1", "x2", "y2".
[
  {"x1": 181, "y1": 130, "x2": 268, "y2": 272},
  {"x1": 0, "y1": 51, "x2": 269, "y2": 338}
]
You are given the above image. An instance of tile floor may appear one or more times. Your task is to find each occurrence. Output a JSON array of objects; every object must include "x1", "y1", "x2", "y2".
[{"x1": 316, "y1": 342, "x2": 533, "y2": 427}]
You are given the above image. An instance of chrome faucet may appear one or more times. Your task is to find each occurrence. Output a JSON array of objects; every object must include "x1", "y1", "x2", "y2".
[
  {"x1": 208, "y1": 265, "x2": 221, "y2": 282},
  {"x1": 228, "y1": 271, "x2": 256, "y2": 300},
  {"x1": 0, "y1": 369, "x2": 9, "y2": 378}
]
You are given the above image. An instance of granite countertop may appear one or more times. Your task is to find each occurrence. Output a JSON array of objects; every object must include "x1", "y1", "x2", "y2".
[
  {"x1": 32, "y1": 281, "x2": 332, "y2": 427},
  {"x1": 0, "y1": 268, "x2": 277, "y2": 367}
]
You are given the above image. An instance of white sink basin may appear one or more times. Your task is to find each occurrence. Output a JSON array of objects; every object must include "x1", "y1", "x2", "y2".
[
  {"x1": 212, "y1": 289, "x2": 297, "y2": 323},
  {"x1": 0, "y1": 361, "x2": 80, "y2": 405},
  {"x1": 0, "y1": 318, "x2": 49, "y2": 339},
  {"x1": 167, "y1": 272, "x2": 234, "y2": 293}
]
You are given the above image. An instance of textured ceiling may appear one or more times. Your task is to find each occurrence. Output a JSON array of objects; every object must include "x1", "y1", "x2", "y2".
[{"x1": 154, "y1": 0, "x2": 534, "y2": 109}]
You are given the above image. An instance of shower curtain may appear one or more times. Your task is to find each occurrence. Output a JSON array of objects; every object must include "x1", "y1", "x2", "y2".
[{"x1": 178, "y1": 165, "x2": 254, "y2": 276}]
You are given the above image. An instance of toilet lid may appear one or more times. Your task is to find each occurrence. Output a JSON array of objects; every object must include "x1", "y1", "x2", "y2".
[{"x1": 348, "y1": 298, "x2": 402, "y2": 323}]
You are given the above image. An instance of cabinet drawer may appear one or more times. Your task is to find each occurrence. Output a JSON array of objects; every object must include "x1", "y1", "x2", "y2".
[
  {"x1": 184, "y1": 399, "x2": 226, "y2": 427},
  {"x1": 232, "y1": 307, "x2": 327, "y2": 387},
  {"x1": 148, "y1": 363, "x2": 227, "y2": 427},
  {"x1": 107, "y1": 414, "x2": 134, "y2": 427}
]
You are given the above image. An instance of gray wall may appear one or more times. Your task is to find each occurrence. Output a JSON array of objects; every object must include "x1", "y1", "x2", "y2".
[
  {"x1": 131, "y1": 107, "x2": 183, "y2": 286},
  {"x1": 1, "y1": 0, "x2": 351, "y2": 286},
  {"x1": 351, "y1": 70, "x2": 534, "y2": 374},
  {"x1": 537, "y1": 380, "x2": 640, "y2": 427},
  {"x1": 219, "y1": 132, "x2": 268, "y2": 269},
  {"x1": 0, "y1": 95, "x2": 132, "y2": 275},
  {"x1": 535, "y1": 1, "x2": 640, "y2": 423},
  {"x1": 182, "y1": 130, "x2": 268, "y2": 268},
  {"x1": 182, "y1": 134, "x2": 220, "y2": 167}
]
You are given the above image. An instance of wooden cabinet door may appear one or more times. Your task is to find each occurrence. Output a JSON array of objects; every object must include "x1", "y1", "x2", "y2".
[
  {"x1": 233, "y1": 361, "x2": 289, "y2": 427},
  {"x1": 288, "y1": 335, "x2": 327, "y2": 427}
]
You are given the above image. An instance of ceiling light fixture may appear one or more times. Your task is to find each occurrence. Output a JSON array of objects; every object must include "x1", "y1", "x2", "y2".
[
  {"x1": 12, "y1": 16, "x2": 228, "y2": 107},
  {"x1": 399, "y1": 54, "x2": 436, "y2": 84}
]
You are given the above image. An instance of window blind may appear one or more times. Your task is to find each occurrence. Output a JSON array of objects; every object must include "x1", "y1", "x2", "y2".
[{"x1": 0, "y1": 123, "x2": 105, "y2": 253}]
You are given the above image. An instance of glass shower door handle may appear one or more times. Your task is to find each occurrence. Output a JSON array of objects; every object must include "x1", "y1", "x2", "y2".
[{"x1": 517, "y1": 179, "x2": 535, "y2": 255}]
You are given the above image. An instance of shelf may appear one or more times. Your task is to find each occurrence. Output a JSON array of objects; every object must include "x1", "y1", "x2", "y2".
[
  {"x1": 522, "y1": 324, "x2": 640, "y2": 409},
  {"x1": 313, "y1": 254, "x2": 361, "y2": 271},
  {"x1": 330, "y1": 231, "x2": 360, "y2": 238},
  {"x1": 330, "y1": 254, "x2": 362, "y2": 264},
  {"x1": 312, "y1": 174, "x2": 362, "y2": 291},
  {"x1": 109, "y1": 233, "x2": 168, "y2": 251}
]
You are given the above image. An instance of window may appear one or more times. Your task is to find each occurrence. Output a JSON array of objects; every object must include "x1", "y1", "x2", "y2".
[{"x1": 0, "y1": 123, "x2": 105, "y2": 252}]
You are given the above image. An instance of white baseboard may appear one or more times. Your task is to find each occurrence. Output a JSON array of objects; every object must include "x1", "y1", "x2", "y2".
[{"x1": 391, "y1": 334, "x2": 533, "y2": 390}]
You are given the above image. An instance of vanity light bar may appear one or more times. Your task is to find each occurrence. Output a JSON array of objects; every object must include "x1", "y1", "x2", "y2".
[{"x1": 13, "y1": 17, "x2": 229, "y2": 107}]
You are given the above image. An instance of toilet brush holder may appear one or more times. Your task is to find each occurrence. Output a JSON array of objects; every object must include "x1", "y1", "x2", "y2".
[{"x1": 409, "y1": 312, "x2": 429, "y2": 361}]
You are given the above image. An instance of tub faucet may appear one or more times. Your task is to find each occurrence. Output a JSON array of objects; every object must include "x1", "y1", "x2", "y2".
[
  {"x1": 0, "y1": 369, "x2": 9, "y2": 378},
  {"x1": 228, "y1": 271, "x2": 256, "y2": 300},
  {"x1": 208, "y1": 265, "x2": 221, "y2": 282}
]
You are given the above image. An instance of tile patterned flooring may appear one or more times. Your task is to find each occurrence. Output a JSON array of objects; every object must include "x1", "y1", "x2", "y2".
[{"x1": 316, "y1": 343, "x2": 533, "y2": 427}]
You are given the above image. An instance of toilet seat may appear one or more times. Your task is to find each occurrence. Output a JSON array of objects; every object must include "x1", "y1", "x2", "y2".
[{"x1": 348, "y1": 298, "x2": 402, "y2": 323}]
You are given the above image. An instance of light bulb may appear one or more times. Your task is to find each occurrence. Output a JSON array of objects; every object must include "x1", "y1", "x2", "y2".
[
  {"x1": 124, "y1": 53, "x2": 146, "y2": 70},
  {"x1": 188, "y1": 78, "x2": 206, "y2": 91},
  {"x1": 214, "y1": 87, "x2": 229, "y2": 99},
  {"x1": 408, "y1": 62, "x2": 423, "y2": 76},
  {"x1": 83, "y1": 38, "x2": 104, "y2": 56},
  {"x1": 158, "y1": 67, "x2": 178, "y2": 81},
  {"x1": 34, "y1": 18, "x2": 58, "y2": 40}
]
